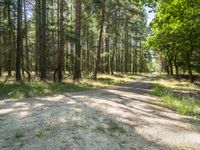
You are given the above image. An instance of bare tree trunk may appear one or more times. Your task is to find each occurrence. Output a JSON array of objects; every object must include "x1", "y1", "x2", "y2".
[
  {"x1": 35, "y1": 0, "x2": 40, "y2": 76},
  {"x1": 69, "y1": 1, "x2": 74, "y2": 74},
  {"x1": 73, "y1": 0, "x2": 82, "y2": 81},
  {"x1": 93, "y1": 1, "x2": 106, "y2": 80},
  {"x1": 124, "y1": 16, "x2": 128, "y2": 73},
  {"x1": 169, "y1": 58, "x2": 173, "y2": 76},
  {"x1": 133, "y1": 46, "x2": 138, "y2": 74},
  {"x1": 39, "y1": 0, "x2": 47, "y2": 81},
  {"x1": 86, "y1": 27, "x2": 90, "y2": 74},
  {"x1": 111, "y1": 31, "x2": 117, "y2": 75},
  {"x1": 167, "y1": 52, "x2": 173, "y2": 76},
  {"x1": 174, "y1": 54, "x2": 179, "y2": 79},
  {"x1": 7, "y1": 2, "x2": 12, "y2": 76},
  {"x1": 186, "y1": 41, "x2": 194, "y2": 82},
  {"x1": 24, "y1": 0, "x2": 29, "y2": 71},
  {"x1": 57, "y1": 0, "x2": 65, "y2": 82},
  {"x1": 105, "y1": 30, "x2": 110, "y2": 74},
  {"x1": 16, "y1": 0, "x2": 22, "y2": 81}
]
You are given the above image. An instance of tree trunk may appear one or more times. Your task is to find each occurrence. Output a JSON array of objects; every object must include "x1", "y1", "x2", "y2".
[
  {"x1": 16, "y1": 0, "x2": 22, "y2": 81},
  {"x1": 93, "y1": 1, "x2": 106, "y2": 80},
  {"x1": 111, "y1": 31, "x2": 118, "y2": 75},
  {"x1": 167, "y1": 53, "x2": 173, "y2": 76},
  {"x1": 57, "y1": 0, "x2": 65, "y2": 82},
  {"x1": 186, "y1": 41, "x2": 194, "y2": 82},
  {"x1": 35, "y1": 0, "x2": 40, "y2": 76},
  {"x1": 7, "y1": 2, "x2": 12, "y2": 76},
  {"x1": 169, "y1": 59, "x2": 173, "y2": 76},
  {"x1": 124, "y1": 17, "x2": 128, "y2": 73},
  {"x1": 86, "y1": 27, "x2": 90, "y2": 74},
  {"x1": 39, "y1": 0, "x2": 47, "y2": 81},
  {"x1": 73, "y1": 0, "x2": 82, "y2": 81},
  {"x1": 24, "y1": 0, "x2": 29, "y2": 71},
  {"x1": 105, "y1": 32, "x2": 110, "y2": 74},
  {"x1": 174, "y1": 55, "x2": 179, "y2": 79},
  {"x1": 186, "y1": 58, "x2": 193, "y2": 83},
  {"x1": 133, "y1": 46, "x2": 138, "y2": 74}
]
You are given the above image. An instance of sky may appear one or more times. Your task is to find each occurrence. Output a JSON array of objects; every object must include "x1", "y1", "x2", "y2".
[{"x1": 145, "y1": 7, "x2": 156, "y2": 26}]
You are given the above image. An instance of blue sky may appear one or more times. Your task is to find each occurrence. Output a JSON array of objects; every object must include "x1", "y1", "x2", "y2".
[{"x1": 145, "y1": 7, "x2": 156, "y2": 26}]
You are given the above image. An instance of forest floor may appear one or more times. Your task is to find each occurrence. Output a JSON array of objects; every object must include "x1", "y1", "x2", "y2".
[{"x1": 0, "y1": 75, "x2": 200, "y2": 150}]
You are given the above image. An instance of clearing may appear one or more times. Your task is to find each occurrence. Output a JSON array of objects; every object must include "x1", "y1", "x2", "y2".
[{"x1": 0, "y1": 76, "x2": 200, "y2": 150}]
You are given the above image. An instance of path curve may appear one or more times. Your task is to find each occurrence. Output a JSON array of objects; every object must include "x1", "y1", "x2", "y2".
[{"x1": 0, "y1": 76, "x2": 200, "y2": 150}]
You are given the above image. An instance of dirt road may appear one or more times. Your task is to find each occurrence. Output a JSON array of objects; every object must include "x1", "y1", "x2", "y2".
[{"x1": 0, "y1": 76, "x2": 200, "y2": 150}]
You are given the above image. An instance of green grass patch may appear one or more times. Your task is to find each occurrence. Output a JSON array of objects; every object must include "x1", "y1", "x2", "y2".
[
  {"x1": 153, "y1": 84, "x2": 200, "y2": 117},
  {"x1": 94, "y1": 121, "x2": 128, "y2": 137},
  {"x1": 15, "y1": 129, "x2": 24, "y2": 139},
  {"x1": 0, "y1": 74, "x2": 135, "y2": 99},
  {"x1": 35, "y1": 130, "x2": 45, "y2": 138}
]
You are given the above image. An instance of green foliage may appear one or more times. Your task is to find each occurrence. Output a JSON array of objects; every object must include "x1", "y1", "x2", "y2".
[{"x1": 146, "y1": 0, "x2": 200, "y2": 74}]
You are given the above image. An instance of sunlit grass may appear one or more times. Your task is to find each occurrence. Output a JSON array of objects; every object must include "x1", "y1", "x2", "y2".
[
  {"x1": 0, "y1": 73, "x2": 136, "y2": 99},
  {"x1": 153, "y1": 74, "x2": 200, "y2": 90},
  {"x1": 153, "y1": 78, "x2": 200, "y2": 117}
]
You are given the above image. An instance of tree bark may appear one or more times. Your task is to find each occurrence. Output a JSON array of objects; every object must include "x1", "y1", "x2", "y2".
[
  {"x1": 105, "y1": 32, "x2": 110, "y2": 74},
  {"x1": 124, "y1": 16, "x2": 128, "y2": 73},
  {"x1": 186, "y1": 40, "x2": 194, "y2": 82},
  {"x1": 39, "y1": 0, "x2": 47, "y2": 81},
  {"x1": 73, "y1": 0, "x2": 82, "y2": 81},
  {"x1": 35, "y1": 0, "x2": 39, "y2": 76},
  {"x1": 7, "y1": 2, "x2": 12, "y2": 76},
  {"x1": 57, "y1": 0, "x2": 65, "y2": 82},
  {"x1": 16, "y1": 0, "x2": 22, "y2": 81},
  {"x1": 86, "y1": 27, "x2": 90, "y2": 74},
  {"x1": 174, "y1": 54, "x2": 179, "y2": 79},
  {"x1": 24, "y1": 0, "x2": 29, "y2": 71},
  {"x1": 93, "y1": 1, "x2": 106, "y2": 80},
  {"x1": 167, "y1": 53, "x2": 173, "y2": 76}
]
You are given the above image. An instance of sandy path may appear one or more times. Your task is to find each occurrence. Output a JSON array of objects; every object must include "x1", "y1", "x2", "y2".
[{"x1": 0, "y1": 76, "x2": 200, "y2": 150}]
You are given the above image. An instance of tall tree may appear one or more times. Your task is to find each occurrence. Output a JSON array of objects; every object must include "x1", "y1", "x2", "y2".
[
  {"x1": 93, "y1": 0, "x2": 106, "y2": 80},
  {"x1": 7, "y1": 1, "x2": 12, "y2": 76},
  {"x1": 24, "y1": 0, "x2": 29, "y2": 71},
  {"x1": 39, "y1": 0, "x2": 47, "y2": 81},
  {"x1": 58, "y1": 0, "x2": 65, "y2": 82},
  {"x1": 73, "y1": 0, "x2": 82, "y2": 81},
  {"x1": 16, "y1": 0, "x2": 22, "y2": 81},
  {"x1": 54, "y1": 0, "x2": 65, "y2": 82}
]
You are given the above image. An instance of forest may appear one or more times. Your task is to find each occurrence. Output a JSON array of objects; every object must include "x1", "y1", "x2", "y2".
[
  {"x1": 0, "y1": 0, "x2": 200, "y2": 149},
  {"x1": 0, "y1": 0, "x2": 199, "y2": 82},
  {"x1": 0, "y1": 0, "x2": 152, "y2": 82}
]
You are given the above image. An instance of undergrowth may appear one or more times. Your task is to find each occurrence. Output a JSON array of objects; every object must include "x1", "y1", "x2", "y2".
[
  {"x1": 153, "y1": 83, "x2": 200, "y2": 117},
  {"x1": 0, "y1": 74, "x2": 135, "y2": 99}
]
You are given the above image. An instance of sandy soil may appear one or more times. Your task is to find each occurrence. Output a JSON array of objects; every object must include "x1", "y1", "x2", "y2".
[{"x1": 0, "y1": 76, "x2": 200, "y2": 150}]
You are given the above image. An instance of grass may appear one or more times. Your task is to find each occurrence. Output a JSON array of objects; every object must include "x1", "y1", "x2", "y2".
[
  {"x1": 35, "y1": 130, "x2": 45, "y2": 138},
  {"x1": 94, "y1": 120, "x2": 128, "y2": 137},
  {"x1": 15, "y1": 129, "x2": 24, "y2": 139},
  {"x1": 0, "y1": 74, "x2": 136, "y2": 100},
  {"x1": 152, "y1": 78, "x2": 200, "y2": 117}
]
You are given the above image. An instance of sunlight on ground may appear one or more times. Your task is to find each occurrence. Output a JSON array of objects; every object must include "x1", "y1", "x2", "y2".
[
  {"x1": 0, "y1": 73, "x2": 137, "y2": 100},
  {"x1": 153, "y1": 76, "x2": 200, "y2": 117}
]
